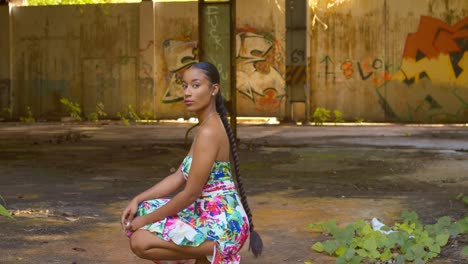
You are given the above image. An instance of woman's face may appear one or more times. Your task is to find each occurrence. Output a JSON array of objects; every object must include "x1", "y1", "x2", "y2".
[{"x1": 182, "y1": 68, "x2": 217, "y2": 112}]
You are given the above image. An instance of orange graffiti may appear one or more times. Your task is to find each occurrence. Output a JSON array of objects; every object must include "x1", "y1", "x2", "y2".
[
  {"x1": 394, "y1": 16, "x2": 467, "y2": 86},
  {"x1": 256, "y1": 89, "x2": 281, "y2": 113},
  {"x1": 372, "y1": 72, "x2": 392, "y2": 88},
  {"x1": 340, "y1": 61, "x2": 353, "y2": 79},
  {"x1": 402, "y1": 16, "x2": 468, "y2": 59}
]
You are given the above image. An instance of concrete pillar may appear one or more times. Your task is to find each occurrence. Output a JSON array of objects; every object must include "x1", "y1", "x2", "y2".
[
  {"x1": 138, "y1": 0, "x2": 156, "y2": 119},
  {"x1": 0, "y1": 5, "x2": 11, "y2": 119}
]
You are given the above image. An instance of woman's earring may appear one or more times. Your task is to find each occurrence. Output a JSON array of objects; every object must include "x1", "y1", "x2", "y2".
[{"x1": 212, "y1": 93, "x2": 215, "y2": 96}]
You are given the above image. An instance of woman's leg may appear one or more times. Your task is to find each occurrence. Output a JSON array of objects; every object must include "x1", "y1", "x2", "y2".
[{"x1": 130, "y1": 229, "x2": 215, "y2": 261}]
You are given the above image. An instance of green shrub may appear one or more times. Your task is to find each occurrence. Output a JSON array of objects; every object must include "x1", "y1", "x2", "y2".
[
  {"x1": 1, "y1": 107, "x2": 12, "y2": 120},
  {"x1": 126, "y1": 104, "x2": 140, "y2": 121},
  {"x1": 60, "y1": 97, "x2": 82, "y2": 121},
  {"x1": 313, "y1": 107, "x2": 331, "y2": 126},
  {"x1": 141, "y1": 110, "x2": 156, "y2": 121},
  {"x1": 117, "y1": 112, "x2": 130, "y2": 126},
  {"x1": 0, "y1": 195, "x2": 14, "y2": 219},
  {"x1": 333, "y1": 110, "x2": 344, "y2": 123},
  {"x1": 86, "y1": 102, "x2": 107, "y2": 122},
  {"x1": 307, "y1": 211, "x2": 468, "y2": 264},
  {"x1": 19, "y1": 107, "x2": 35, "y2": 123},
  {"x1": 355, "y1": 117, "x2": 365, "y2": 124}
]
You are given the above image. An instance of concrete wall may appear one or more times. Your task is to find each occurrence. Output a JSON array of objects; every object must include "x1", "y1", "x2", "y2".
[
  {"x1": 0, "y1": 5, "x2": 10, "y2": 117},
  {"x1": 152, "y1": 0, "x2": 287, "y2": 119},
  {"x1": 308, "y1": 0, "x2": 468, "y2": 122},
  {"x1": 154, "y1": 1, "x2": 198, "y2": 119},
  {"x1": 384, "y1": 0, "x2": 468, "y2": 122},
  {"x1": 2, "y1": 0, "x2": 467, "y2": 122},
  {"x1": 236, "y1": 0, "x2": 286, "y2": 117},
  {"x1": 10, "y1": 4, "x2": 139, "y2": 119}
]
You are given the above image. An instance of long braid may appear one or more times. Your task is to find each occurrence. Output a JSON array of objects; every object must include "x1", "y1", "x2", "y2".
[
  {"x1": 215, "y1": 93, "x2": 263, "y2": 257},
  {"x1": 190, "y1": 61, "x2": 263, "y2": 257}
]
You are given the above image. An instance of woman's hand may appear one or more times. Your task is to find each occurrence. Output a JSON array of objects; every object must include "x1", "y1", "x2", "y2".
[
  {"x1": 120, "y1": 199, "x2": 139, "y2": 230},
  {"x1": 125, "y1": 215, "x2": 149, "y2": 233}
]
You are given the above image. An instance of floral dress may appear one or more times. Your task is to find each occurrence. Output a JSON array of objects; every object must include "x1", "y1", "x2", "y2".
[{"x1": 136, "y1": 156, "x2": 250, "y2": 264}]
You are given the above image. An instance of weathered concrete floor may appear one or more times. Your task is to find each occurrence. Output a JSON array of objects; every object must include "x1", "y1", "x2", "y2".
[{"x1": 0, "y1": 122, "x2": 467, "y2": 264}]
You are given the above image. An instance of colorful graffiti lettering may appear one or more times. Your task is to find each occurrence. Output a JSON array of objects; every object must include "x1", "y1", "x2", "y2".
[
  {"x1": 236, "y1": 29, "x2": 285, "y2": 105},
  {"x1": 162, "y1": 39, "x2": 198, "y2": 103},
  {"x1": 337, "y1": 58, "x2": 392, "y2": 87},
  {"x1": 392, "y1": 16, "x2": 468, "y2": 86}
]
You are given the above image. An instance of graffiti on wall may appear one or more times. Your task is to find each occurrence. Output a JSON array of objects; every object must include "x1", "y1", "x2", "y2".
[
  {"x1": 340, "y1": 58, "x2": 393, "y2": 88},
  {"x1": 393, "y1": 16, "x2": 468, "y2": 121},
  {"x1": 392, "y1": 16, "x2": 467, "y2": 87},
  {"x1": 236, "y1": 28, "x2": 285, "y2": 111},
  {"x1": 318, "y1": 55, "x2": 393, "y2": 88},
  {"x1": 315, "y1": 16, "x2": 467, "y2": 121},
  {"x1": 317, "y1": 55, "x2": 337, "y2": 83},
  {"x1": 162, "y1": 39, "x2": 198, "y2": 103}
]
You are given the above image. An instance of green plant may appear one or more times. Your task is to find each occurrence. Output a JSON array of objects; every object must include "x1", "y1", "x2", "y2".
[
  {"x1": 117, "y1": 104, "x2": 140, "y2": 125},
  {"x1": 141, "y1": 110, "x2": 155, "y2": 121},
  {"x1": 355, "y1": 117, "x2": 364, "y2": 124},
  {"x1": 86, "y1": 112, "x2": 99, "y2": 122},
  {"x1": 125, "y1": 104, "x2": 140, "y2": 121},
  {"x1": 1, "y1": 107, "x2": 12, "y2": 120},
  {"x1": 333, "y1": 110, "x2": 344, "y2": 124},
  {"x1": 0, "y1": 195, "x2": 14, "y2": 219},
  {"x1": 96, "y1": 102, "x2": 107, "y2": 118},
  {"x1": 60, "y1": 97, "x2": 82, "y2": 121},
  {"x1": 307, "y1": 211, "x2": 468, "y2": 264},
  {"x1": 455, "y1": 193, "x2": 468, "y2": 205},
  {"x1": 117, "y1": 112, "x2": 130, "y2": 126},
  {"x1": 86, "y1": 102, "x2": 107, "y2": 122},
  {"x1": 19, "y1": 107, "x2": 35, "y2": 123},
  {"x1": 313, "y1": 107, "x2": 331, "y2": 126}
]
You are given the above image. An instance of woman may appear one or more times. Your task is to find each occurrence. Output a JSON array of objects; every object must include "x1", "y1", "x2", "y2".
[{"x1": 120, "y1": 62, "x2": 263, "y2": 264}]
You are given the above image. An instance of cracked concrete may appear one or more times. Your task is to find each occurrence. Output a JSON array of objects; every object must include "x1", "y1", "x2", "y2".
[{"x1": 0, "y1": 122, "x2": 467, "y2": 264}]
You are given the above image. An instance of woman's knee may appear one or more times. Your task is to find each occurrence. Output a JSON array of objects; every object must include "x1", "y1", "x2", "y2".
[{"x1": 129, "y1": 231, "x2": 149, "y2": 258}]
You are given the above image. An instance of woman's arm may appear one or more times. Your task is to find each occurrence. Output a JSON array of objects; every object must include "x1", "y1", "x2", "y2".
[
  {"x1": 120, "y1": 163, "x2": 185, "y2": 229},
  {"x1": 129, "y1": 127, "x2": 218, "y2": 229},
  {"x1": 133, "y1": 165, "x2": 186, "y2": 203}
]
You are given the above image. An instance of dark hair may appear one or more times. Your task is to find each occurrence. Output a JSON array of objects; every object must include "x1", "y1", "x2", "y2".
[{"x1": 190, "y1": 62, "x2": 263, "y2": 257}]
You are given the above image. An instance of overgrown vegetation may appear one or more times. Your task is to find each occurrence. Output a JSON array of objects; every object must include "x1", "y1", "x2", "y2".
[
  {"x1": 306, "y1": 211, "x2": 468, "y2": 264},
  {"x1": 333, "y1": 110, "x2": 344, "y2": 124},
  {"x1": 116, "y1": 112, "x2": 130, "y2": 126},
  {"x1": 117, "y1": 104, "x2": 141, "y2": 125},
  {"x1": 313, "y1": 107, "x2": 344, "y2": 125},
  {"x1": 140, "y1": 110, "x2": 156, "y2": 121},
  {"x1": 60, "y1": 97, "x2": 82, "y2": 121},
  {"x1": 19, "y1": 107, "x2": 35, "y2": 123},
  {"x1": 0, "y1": 195, "x2": 14, "y2": 219},
  {"x1": 455, "y1": 193, "x2": 468, "y2": 205},
  {"x1": 355, "y1": 117, "x2": 365, "y2": 124},
  {"x1": 86, "y1": 102, "x2": 107, "y2": 122},
  {"x1": 1, "y1": 107, "x2": 12, "y2": 121}
]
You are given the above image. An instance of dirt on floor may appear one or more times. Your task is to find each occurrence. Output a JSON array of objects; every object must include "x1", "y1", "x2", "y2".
[{"x1": 0, "y1": 122, "x2": 467, "y2": 264}]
